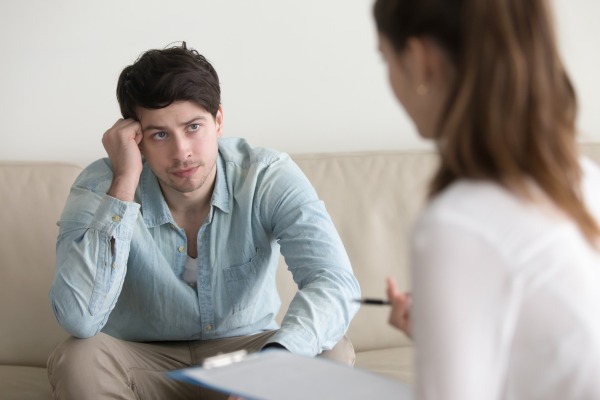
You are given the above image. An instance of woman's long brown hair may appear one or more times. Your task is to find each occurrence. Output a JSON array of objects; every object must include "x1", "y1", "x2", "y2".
[{"x1": 374, "y1": 0, "x2": 600, "y2": 246}]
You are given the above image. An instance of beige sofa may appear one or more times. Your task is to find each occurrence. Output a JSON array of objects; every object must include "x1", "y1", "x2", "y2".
[{"x1": 2, "y1": 143, "x2": 599, "y2": 399}]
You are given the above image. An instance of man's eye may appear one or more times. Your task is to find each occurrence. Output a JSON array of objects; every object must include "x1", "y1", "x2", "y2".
[
  {"x1": 189, "y1": 124, "x2": 200, "y2": 132},
  {"x1": 153, "y1": 131, "x2": 167, "y2": 140}
]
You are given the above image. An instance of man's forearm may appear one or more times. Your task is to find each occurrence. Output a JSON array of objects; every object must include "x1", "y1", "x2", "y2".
[{"x1": 51, "y1": 193, "x2": 139, "y2": 337}]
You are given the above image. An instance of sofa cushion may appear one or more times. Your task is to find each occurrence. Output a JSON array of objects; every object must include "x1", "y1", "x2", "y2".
[
  {"x1": 0, "y1": 366, "x2": 51, "y2": 400},
  {"x1": 355, "y1": 346, "x2": 414, "y2": 383},
  {"x1": 0, "y1": 162, "x2": 81, "y2": 367},
  {"x1": 277, "y1": 150, "x2": 439, "y2": 352}
]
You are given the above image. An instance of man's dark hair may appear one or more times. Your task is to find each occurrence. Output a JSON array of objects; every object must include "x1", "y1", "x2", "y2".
[{"x1": 116, "y1": 42, "x2": 221, "y2": 120}]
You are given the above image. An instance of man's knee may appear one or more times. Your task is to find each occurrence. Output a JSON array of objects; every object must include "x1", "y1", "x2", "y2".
[
  {"x1": 48, "y1": 333, "x2": 117, "y2": 373},
  {"x1": 317, "y1": 335, "x2": 355, "y2": 366},
  {"x1": 48, "y1": 333, "x2": 132, "y2": 399}
]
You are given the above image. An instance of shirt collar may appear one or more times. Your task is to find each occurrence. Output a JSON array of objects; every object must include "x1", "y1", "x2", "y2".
[
  {"x1": 139, "y1": 163, "x2": 173, "y2": 228},
  {"x1": 212, "y1": 151, "x2": 230, "y2": 214}
]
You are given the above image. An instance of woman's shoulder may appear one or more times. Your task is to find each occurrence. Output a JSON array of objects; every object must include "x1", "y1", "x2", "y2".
[
  {"x1": 581, "y1": 155, "x2": 600, "y2": 180},
  {"x1": 423, "y1": 180, "x2": 520, "y2": 223},
  {"x1": 416, "y1": 178, "x2": 570, "y2": 247},
  {"x1": 580, "y1": 156, "x2": 600, "y2": 220}
]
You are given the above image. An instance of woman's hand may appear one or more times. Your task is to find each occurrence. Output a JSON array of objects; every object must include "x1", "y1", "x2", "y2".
[{"x1": 386, "y1": 277, "x2": 412, "y2": 339}]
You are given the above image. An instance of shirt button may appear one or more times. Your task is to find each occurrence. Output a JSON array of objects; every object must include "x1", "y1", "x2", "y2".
[
  {"x1": 204, "y1": 325, "x2": 213, "y2": 332},
  {"x1": 178, "y1": 245, "x2": 185, "y2": 253},
  {"x1": 112, "y1": 215, "x2": 121, "y2": 222},
  {"x1": 111, "y1": 262, "x2": 118, "y2": 269}
]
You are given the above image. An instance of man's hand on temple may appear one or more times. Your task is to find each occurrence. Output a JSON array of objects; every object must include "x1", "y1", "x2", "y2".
[{"x1": 102, "y1": 118, "x2": 144, "y2": 202}]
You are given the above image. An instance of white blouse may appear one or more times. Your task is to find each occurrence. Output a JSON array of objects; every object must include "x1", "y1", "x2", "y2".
[{"x1": 411, "y1": 158, "x2": 600, "y2": 400}]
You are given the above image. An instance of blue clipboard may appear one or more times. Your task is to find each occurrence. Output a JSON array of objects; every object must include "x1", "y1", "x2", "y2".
[{"x1": 168, "y1": 349, "x2": 412, "y2": 400}]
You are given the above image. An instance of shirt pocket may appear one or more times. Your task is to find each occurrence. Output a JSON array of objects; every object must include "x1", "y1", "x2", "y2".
[{"x1": 222, "y1": 249, "x2": 266, "y2": 314}]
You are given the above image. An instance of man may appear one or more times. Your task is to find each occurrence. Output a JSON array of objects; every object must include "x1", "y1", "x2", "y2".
[{"x1": 48, "y1": 42, "x2": 360, "y2": 399}]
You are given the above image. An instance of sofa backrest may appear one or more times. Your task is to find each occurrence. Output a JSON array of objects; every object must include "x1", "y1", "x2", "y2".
[
  {"x1": 1, "y1": 142, "x2": 599, "y2": 366},
  {"x1": 0, "y1": 162, "x2": 81, "y2": 367},
  {"x1": 277, "y1": 142, "x2": 600, "y2": 353},
  {"x1": 277, "y1": 150, "x2": 438, "y2": 352}
]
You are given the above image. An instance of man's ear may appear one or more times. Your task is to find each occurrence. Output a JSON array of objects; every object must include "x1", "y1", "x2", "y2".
[{"x1": 215, "y1": 105, "x2": 224, "y2": 137}]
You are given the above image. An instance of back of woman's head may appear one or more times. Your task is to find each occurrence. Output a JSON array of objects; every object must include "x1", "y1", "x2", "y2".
[{"x1": 374, "y1": 0, "x2": 599, "y2": 245}]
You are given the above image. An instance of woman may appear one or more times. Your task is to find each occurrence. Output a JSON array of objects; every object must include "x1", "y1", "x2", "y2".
[{"x1": 375, "y1": 0, "x2": 600, "y2": 398}]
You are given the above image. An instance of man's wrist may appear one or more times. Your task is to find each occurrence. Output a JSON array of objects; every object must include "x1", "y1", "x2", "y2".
[{"x1": 107, "y1": 175, "x2": 139, "y2": 202}]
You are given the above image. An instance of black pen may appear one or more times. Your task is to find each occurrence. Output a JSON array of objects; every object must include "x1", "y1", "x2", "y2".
[{"x1": 353, "y1": 298, "x2": 391, "y2": 305}]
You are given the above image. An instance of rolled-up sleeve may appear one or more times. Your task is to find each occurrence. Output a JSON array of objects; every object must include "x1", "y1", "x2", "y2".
[
  {"x1": 258, "y1": 156, "x2": 361, "y2": 355},
  {"x1": 49, "y1": 164, "x2": 140, "y2": 338}
]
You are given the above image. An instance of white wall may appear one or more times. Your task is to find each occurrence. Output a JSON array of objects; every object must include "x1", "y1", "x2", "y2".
[{"x1": 1, "y1": 0, "x2": 598, "y2": 167}]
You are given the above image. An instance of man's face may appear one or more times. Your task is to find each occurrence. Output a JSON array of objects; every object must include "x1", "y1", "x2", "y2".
[{"x1": 137, "y1": 100, "x2": 223, "y2": 196}]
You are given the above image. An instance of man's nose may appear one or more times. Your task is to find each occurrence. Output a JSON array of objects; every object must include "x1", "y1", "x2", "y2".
[{"x1": 172, "y1": 135, "x2": 192, "y2": 161}]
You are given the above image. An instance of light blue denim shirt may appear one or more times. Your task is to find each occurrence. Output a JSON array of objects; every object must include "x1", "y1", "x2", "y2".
[{"x1": 49, "y1": 137, "x2": 360, "y2": 356}]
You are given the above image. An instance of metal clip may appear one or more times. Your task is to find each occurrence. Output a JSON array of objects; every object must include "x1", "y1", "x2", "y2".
[{"x1": 202, "y1": 350, "x2": 249, "y2": 369}]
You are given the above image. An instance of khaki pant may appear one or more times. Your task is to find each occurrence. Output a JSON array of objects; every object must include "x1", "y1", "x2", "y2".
[{"x1": 47, "y1": 332, "x2": 355, "y2": 399}]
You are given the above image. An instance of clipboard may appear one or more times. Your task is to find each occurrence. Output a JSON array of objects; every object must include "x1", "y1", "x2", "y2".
[{"x1": 168, "y1": 349, "x2": 412, "y2": 400}]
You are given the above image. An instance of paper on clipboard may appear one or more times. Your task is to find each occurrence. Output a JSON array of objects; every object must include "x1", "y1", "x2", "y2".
[{"x1": 168, "y1": 349, "x2": 412, "y2": 400}]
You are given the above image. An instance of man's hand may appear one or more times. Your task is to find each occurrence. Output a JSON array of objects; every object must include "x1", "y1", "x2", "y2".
[
  {"x1": 102, "y1": 119, "x2": 144, "y2": 202},
  {"x1": 386, "y1": 277, "x2": 412, "y2": 339}
]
